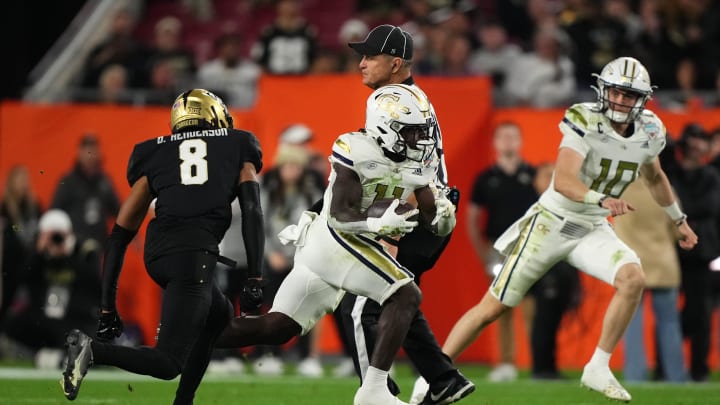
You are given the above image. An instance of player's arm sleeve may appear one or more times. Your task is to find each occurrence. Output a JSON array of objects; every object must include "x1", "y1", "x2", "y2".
[
  {"x1": 101, "y1": 224, "x2": 137, "y2": 311},
  {"x1": 101, "y1": 176, "x2": 152, "y2": 311},
  {"x1": 237, "y1": 165, "x2": 264, "y2": 279},
  {"x1": 558, "y1": 107, "x2": 591, "y2": 157}
]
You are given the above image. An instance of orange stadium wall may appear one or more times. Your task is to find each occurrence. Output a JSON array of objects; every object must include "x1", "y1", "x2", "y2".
[{"x1": 1, "y1": 75, "x2": 717, "y2": 371}]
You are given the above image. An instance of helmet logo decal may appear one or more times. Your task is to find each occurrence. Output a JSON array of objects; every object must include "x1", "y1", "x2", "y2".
[
  {"x1": 187, "y1": 102, "x2": 202, "y2": 115},
  {"x1": 377, "y1": 94, "x2": 410, "y2": 119},
  {"x1": 622, "y1": 59, "x2": 637, "y2": 81}
]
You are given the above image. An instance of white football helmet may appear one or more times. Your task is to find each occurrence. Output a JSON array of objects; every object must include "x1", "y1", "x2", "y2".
[
  {"x1": 591, "y1": 57, "x2": 655, "y2": 123},
  {"x1": 365, "y1": 84, "x2": 436, "y2": 162}
]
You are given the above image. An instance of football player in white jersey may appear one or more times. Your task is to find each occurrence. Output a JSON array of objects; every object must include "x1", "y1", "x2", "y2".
[
  {"x1": 184, "y1": 84, "x2": 456, "y2": 405},
  {"x1": 438, "y1": 57, "x2": 698, "y2": 402},
  {"x1": 344, "y1": 24, "x2": 473, "y2": 405}
]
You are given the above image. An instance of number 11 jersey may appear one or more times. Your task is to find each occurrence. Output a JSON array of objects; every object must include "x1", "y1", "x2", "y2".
[
  {"x1": 539, "y1": 102, "x2": 666, "y2": 223},
  {"x1": 127, "y1": 128, "x2": 262, "y2": 263}
]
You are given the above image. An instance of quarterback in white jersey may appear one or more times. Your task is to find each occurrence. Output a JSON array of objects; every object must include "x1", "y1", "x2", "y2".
[
  {"x1": 440, "y1": 57, "x2": 697, "y2": 403},
  {"x1": 210, "y1": 84, "x2": 457, "y2": 405}
]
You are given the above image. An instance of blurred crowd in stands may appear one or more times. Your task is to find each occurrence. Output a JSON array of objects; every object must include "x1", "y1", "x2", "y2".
[{"x1": 68, "y1": 0, "x2": 720, "y2": 110}]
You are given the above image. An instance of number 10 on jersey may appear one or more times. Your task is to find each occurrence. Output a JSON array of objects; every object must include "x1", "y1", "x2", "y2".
[{"x1": 589, "y1": 158, "x2": 639, "y2": 198}]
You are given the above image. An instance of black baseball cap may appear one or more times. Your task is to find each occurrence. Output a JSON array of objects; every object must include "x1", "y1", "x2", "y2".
[{"x1": 349, "y1": 24, "x2": 413, "y2": 60}]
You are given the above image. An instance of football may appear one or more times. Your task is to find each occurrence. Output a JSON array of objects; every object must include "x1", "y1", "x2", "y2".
[{"x1": 366, "y1": 199, "x2": 418, "y2": 221}]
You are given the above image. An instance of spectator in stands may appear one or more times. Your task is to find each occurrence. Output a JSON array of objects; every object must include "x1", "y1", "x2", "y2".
[
  {"x1": 251, "y1": 0, "x2": 317, "y2": 74},
  {"x1": 81, "y1": 8, "x2": 146, "y2": 88},
  {"x1": 143, "y1": 16, "x2": 196, "y2": 89},
  {"x1": 278, "y1": 124, "x2": 327, "y2": 188},
  {"x1": 75, "y1": 64, "x2": 134, "y2": 105},
  {"x1": 661, "y1": 58, "x2": 704, "y2": 111},
  {"x1": 0, "y1": 209, "x2": 100, "y2": 369},
  {"x1": 562, "y1": 0, "x2": 630, "y2": 88},
  {"x1": 468, "y1": 18, "x2": 522, "y2": 87},
  {"x1": 616, "y1": 180, "x2": 686, "y2": 383},
  {"x1": 181, "y1": 0, "x2": 214, "y2": 22},
  {"x1": 500, "y1": 25, "x2": 576, "y2": 108},
  {"x1": 336, "y1": 18, "x2": 368, "y2": 73},
  {"x1": 708, "y1": 69, "x2": 720, "y2": 107},
  {"x1": 604, "y1": 0, "x2": 643, "y2": 43},
  {"x1": 0, "y1": 165, "x2": 41, "y2": 259},
  {"x1": 632, "y1": 0, "x2": 680, "y2": 90},
  {"x1": 309, "y1": 48, "x2": 341, "y2": 74},
  {"x1": 143, "y1": 58, "x2": 181, "y2": 105},
  {"x1": 197, "y1": 33, "x2": 261, "y2": 108},
  {"x1": 495, "y1": 0, "x2": 556, "y2": 47},
  {"x1": 0, "y1": 165, "x2": 42, "y2": 324},
  {"x1": 665, "y1": 124, "x2": 720, "y2": 382},
  {"x1": 51, "y1": 134, "x2": 120, "y2": 271},
  {"x1": 437, "y1": 33, "x2": 472, "y2": 76},
  {"x1": 709, "y1": 127, "x2": 720, "y2": 172}
]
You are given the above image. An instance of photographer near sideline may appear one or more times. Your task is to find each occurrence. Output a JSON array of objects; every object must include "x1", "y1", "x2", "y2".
[{"x1": 0, "y1": 209, "x2": 100, "y2": 368}]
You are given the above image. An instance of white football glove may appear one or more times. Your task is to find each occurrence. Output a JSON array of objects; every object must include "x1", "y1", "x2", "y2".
[
  {"x1": 366, "y1": 199, "x2": 419, "y2": 236},
  {"x1": 432, "y1": 196, "x2": 456, "y2": 236}
]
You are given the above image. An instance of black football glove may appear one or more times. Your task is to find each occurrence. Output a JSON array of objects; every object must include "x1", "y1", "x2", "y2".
[
  {"x1": 240, "y1": 278, "x2": 263, "y2": 314},
  {"x1": 97, "y1": 310, "x2": 124, "y2": 341},
  {"x1": 445, "y1": 186, "x2": 460, "y2": 209}
]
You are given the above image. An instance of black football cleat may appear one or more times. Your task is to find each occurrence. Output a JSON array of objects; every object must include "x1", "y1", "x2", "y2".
[
  {"x1": 420, "y1": 370, "x2": 476, "y2": 405},
  {"x1": 60, "y1": 329, "x2": 93, "y2": 401}
]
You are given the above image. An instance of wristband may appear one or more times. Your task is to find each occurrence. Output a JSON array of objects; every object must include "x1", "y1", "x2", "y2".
[
  {"x1": 662, "y1": 202, "x2": 685, "y2": 222},
  {"x1": 674, "y1": 214, "x2": 688, "y2": 226},
  {"x1": 583, "y1": 190, "x2": 605, "y2": 205}
]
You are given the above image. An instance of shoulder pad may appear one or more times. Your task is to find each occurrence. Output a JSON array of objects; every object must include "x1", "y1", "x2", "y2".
[
  {"x1": 636, "y1": 109, "x2": 666, "y2": 143},
  {"x1": 330, "y1": 132, "x2": 378, "y2": 168},
  {"x1": 127, "y1": 140, "x2": 152, "y2": 187},
  {"x1": 560, "y1": 103, "x2": 596, "y2": 137},
  {"x1": 232, "y1": 129, "x2": 263, "y2": 172}
]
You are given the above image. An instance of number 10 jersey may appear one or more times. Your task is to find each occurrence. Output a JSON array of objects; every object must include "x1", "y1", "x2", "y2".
[
  {"x1": 539, "y1": 102, "x2": 667, "y2": 223},
  {"x1": 127, "y1": 128, "x2": 263, "y2": 262}
]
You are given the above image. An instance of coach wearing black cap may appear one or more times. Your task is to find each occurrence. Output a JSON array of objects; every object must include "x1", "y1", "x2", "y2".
[
  {"x1": 348, "y1": 24, "x2": 415, "y2": 90},
  {"x1": 336, "y1": 24, "x2": 475, "y2": 405}
]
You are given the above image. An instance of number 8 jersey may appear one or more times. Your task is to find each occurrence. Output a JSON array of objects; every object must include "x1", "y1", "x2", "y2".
[
  {"x1": 539, "y1": 102, "x2": 667, "y2": 223},
  {"x1": 127, "y1": 128, "x2": 262, "y2": 262}
]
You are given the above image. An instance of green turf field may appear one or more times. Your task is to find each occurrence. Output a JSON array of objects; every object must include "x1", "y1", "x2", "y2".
[{"x1": 1, "y1": 364, "x2": 718, "y2": 404}]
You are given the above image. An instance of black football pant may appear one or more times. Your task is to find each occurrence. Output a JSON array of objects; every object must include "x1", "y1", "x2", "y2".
[
  {"x1": 339, "y1": 226, "x2": 455, "y2": 393},
  {"x1": 679, "y1": 258, "x2": 713, "y2": 381},
  {"x1": 90, "y1": 251, "x2": 232, "y2": 403}
]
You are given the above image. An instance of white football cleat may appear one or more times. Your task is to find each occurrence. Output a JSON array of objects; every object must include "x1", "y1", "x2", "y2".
[
  {"x1": 409, "y1": 376, "x2": 429, "y2": 404},
  {"x1": 488, "y1": 363, "x2": 517, "y2": 382},
  {"x1": 581, "y1": 364, "x2": 632, "y2": 402},
  {"x1": 354, "y1": 385, "x2": 410, "y2": 405},
  {"x1": 253, "y1": 354, "x2": 284, "y2": 376},
  {"x1": 296, "y1": 357, "x2": 324, "y2": 378}
]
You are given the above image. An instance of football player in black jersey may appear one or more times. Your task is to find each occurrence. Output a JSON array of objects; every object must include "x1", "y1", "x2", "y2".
[{"x1": 60, "y1": 89, "x2": 265, "y2": 405}]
